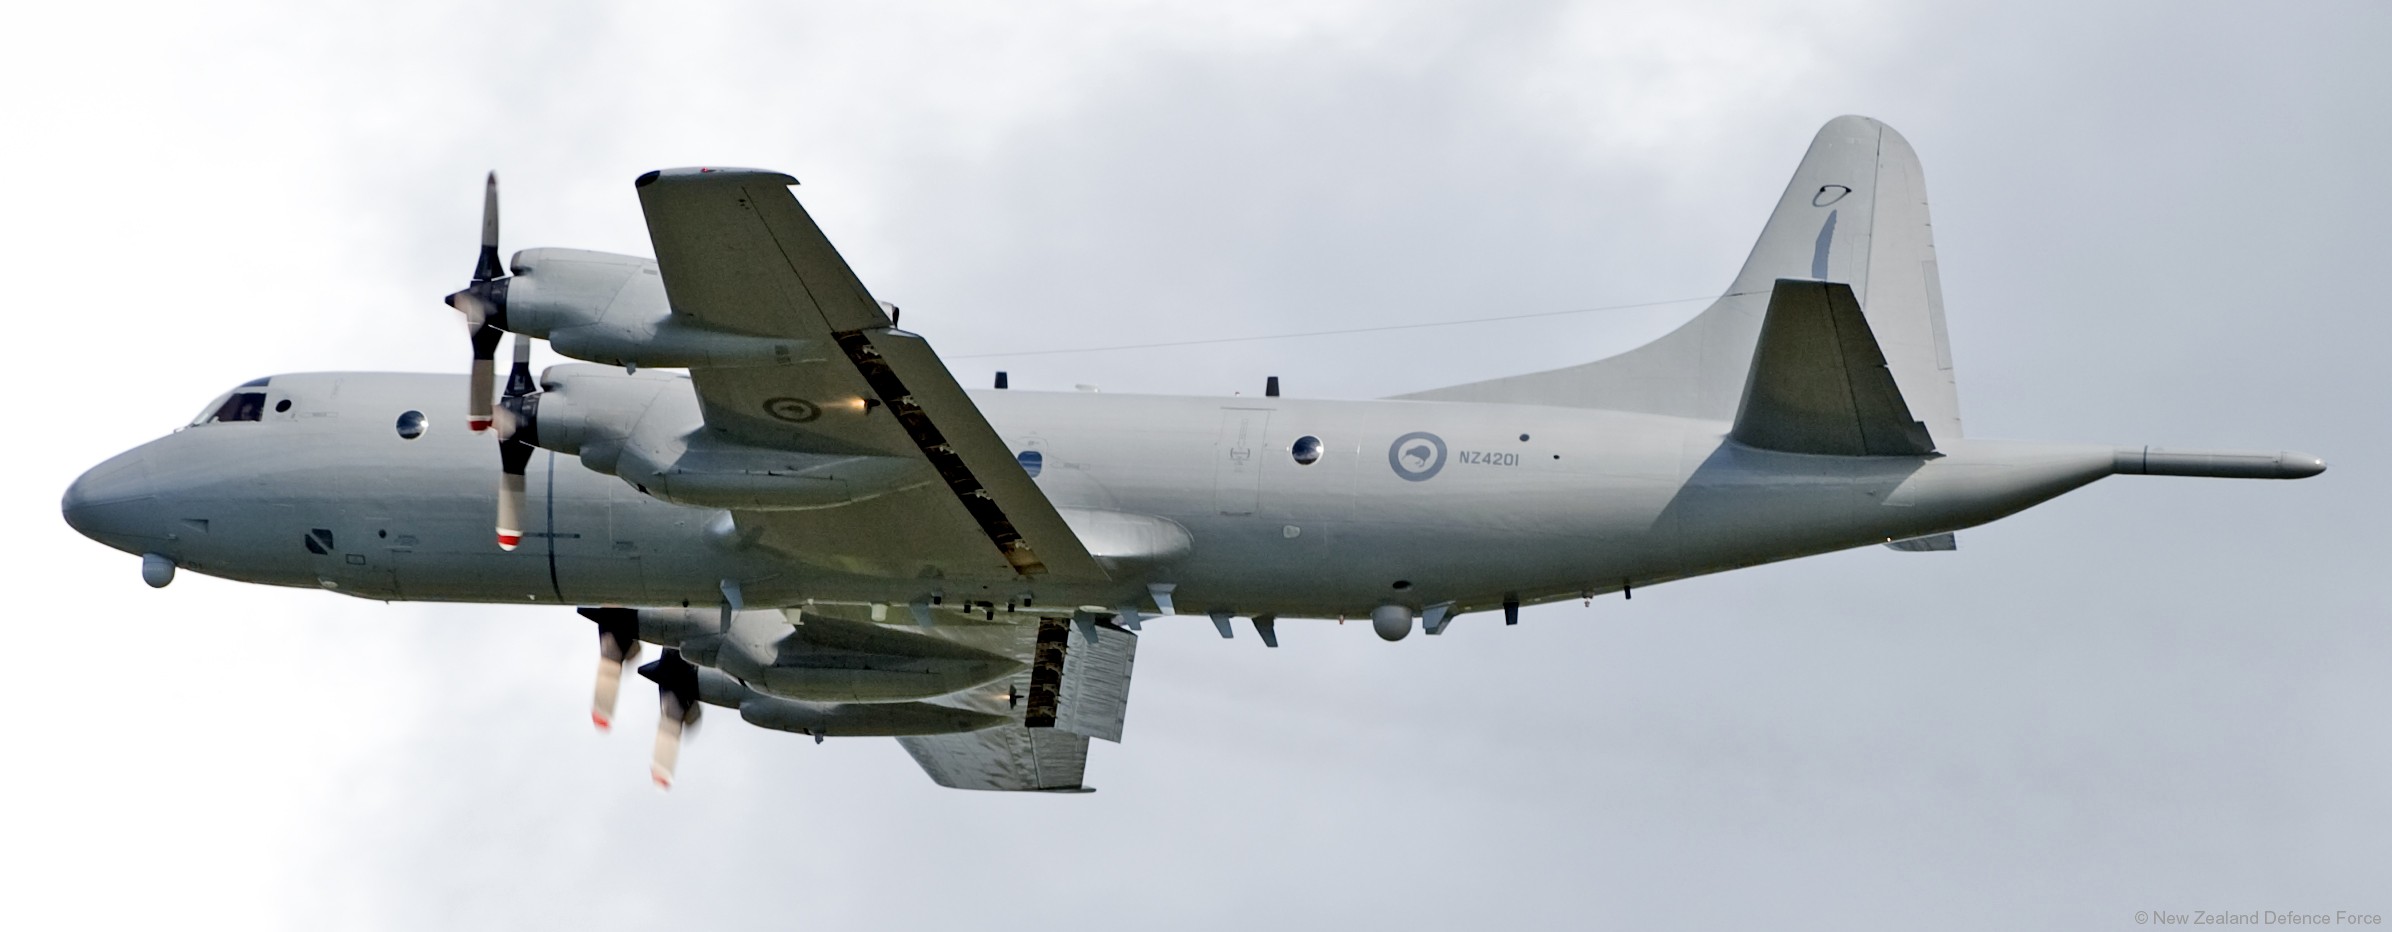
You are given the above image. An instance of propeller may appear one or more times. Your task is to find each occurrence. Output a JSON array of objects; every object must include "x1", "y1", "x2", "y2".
[
  {"x1": 637, "y1": 648, "x2": 703, "y2": 789},
  {"x1": 493, "y1": 334, "x2": 537, "y2": 550},
  {"x1": 444, "y1": 172, "x2": 511, "y2": 433},
  {"x1": 576, "y1": 607, "x2": 645, "y2": 731}
]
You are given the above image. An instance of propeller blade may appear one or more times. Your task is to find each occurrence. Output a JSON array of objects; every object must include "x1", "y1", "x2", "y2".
[
  {"x1": 449, "y1": 171, "x2": 509, "y2": 432},
  {"x1": 494, "y1": 335, "x2": 536, "y2": 550},
  {"x1": 638, "y1": 649, "x2": 702, "y2": 789},
  {"x1": 593, "y1": 654, "x2": 625, "y2": 731},
  {"x1": 466, "y1": 322, "x2": 500, "y2": 433},
  {"x1": 578, "y1": 608, "x2": 644, "y2": 731},
  {"x1": 474, "y1": 171, "x2": 504, "y2": 282},
  {"x1": 652, "y1": 694, "x2": 689, "y2": 788},
  {"x1": 504, "y1": 329, "x2": 535, "y2": 395},
  {"x1": 495, "y1": 470, "x2": 525, "y2": 551}
]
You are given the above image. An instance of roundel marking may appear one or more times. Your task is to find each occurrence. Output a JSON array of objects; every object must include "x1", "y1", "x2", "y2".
[
  {"x1": 1387, "y1": 431, "x2": 1448, "y2": 482},
  {"x1": 762, "y1": 396, "x2": 821, "y2": 423},
  {"x1": 1813, "y1": 184, "x2": 1852, "y2": 207}
]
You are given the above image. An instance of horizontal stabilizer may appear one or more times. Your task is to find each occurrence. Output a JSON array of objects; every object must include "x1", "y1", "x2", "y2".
[{"x1": 1731, "y1": 279, "x2": 1937, "y2": 457}]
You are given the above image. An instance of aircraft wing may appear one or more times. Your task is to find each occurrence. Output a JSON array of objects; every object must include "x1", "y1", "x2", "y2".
[{"x1": 633, "y1": 167, "x2": 1105, "y2": 583}]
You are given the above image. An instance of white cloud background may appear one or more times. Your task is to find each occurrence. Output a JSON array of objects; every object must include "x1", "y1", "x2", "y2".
[{"x1": 2, "y1": 1, "x2": 2385, "y2": 928}]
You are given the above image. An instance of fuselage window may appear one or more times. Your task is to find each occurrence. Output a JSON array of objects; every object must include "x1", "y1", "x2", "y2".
[
  {"x1": 1016, "y1": 449, "x2": 1043, "y2": 477},
  {"x1": 396, "y1": 410, "x2": 427, "y2": 440},
  {"x1": 208, "y1": 392, "x2": 267, "y2": 424},
  {"x1": 1291, "y1": 435, "x2": 1323, "y2": 465}
]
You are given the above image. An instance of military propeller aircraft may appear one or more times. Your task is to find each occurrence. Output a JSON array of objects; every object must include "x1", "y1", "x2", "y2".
[{"x1": 61, "y1": 116, "x2": 2324, "y2": 791}]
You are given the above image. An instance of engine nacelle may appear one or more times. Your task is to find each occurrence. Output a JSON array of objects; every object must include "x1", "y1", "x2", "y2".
[
  {"x1": 517, "y1": 363, "x2": 679, "y2": 458},
  {"x1": 691, "y1": 667, "x2": 1009, "y2": 738},
  {"x1": 504, "y1": 248, "x2": 808, "y2": 369},
  {"x1": 525, "y1": 364, "x2": 927, "y2": 510},
  {"x1": 629, "y1": 607, "x2": 1025, "y2": 704},
  {"x1": 613, "y1": 432, "x2": 926, "y2": 511}
]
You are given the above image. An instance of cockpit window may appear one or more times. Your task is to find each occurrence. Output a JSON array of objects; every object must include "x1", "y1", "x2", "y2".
[
  {"x1": 189, "y1": 378, "x2": 281, "y2": 425},
  {"x1": 205, "y1": 392, "x2": 267, "y2": 424}
]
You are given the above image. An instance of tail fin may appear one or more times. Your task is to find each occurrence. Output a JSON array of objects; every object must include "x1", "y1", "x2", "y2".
[{"x1": 1397, "y1": 116, "x2": 1961, "y2": 440}]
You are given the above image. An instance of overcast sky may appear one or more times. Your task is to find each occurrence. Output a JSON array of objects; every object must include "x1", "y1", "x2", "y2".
[{"x1": 4, "y1": 2, "x2": 2386, "y2": 929}]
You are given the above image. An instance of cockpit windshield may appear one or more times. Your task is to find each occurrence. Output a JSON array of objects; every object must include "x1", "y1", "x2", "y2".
[{"x1": 190, "y1": 378, "x2": 273, "y2": 426}]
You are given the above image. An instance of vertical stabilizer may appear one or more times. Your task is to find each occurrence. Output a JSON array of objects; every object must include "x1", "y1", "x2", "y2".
[{"x1": 1396, "y1": 116, "x2": 1962, "y2": 440}]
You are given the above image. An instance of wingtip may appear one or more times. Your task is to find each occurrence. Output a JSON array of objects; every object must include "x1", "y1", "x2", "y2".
[{"x1": 635, "y1": 166, "x2": 798, "y2": 188}]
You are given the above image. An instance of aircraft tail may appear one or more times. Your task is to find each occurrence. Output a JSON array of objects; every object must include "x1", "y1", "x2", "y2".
[{"x1": 1396, "y1": 115, "x2": 1962, "y2": 440}]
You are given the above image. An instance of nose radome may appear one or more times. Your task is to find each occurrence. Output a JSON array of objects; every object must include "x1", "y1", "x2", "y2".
[{"x1": 62, "y1": 448, "x2": 164, "y2": 550}]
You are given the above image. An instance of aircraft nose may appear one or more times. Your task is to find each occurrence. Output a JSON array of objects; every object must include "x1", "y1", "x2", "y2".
[{"x1": 62, "y1": 447, "x2": 167, "y2": 550}]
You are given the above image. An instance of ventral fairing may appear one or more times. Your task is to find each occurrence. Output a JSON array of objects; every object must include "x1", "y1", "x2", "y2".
[{"x1": 63, "y1": 117, "x2": 2323, "y2": 791}]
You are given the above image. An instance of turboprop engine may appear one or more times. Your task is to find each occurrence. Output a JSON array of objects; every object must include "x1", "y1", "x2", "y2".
[
  {"x1": 689, "y1": 666, "x2": 1009, "y2": 740},
  {"x1": 437, "y1": 175, "x2": 929, "y2": 538},
  {"x1": 457, "y1": 243, "x2": 809, "y2": 371},
  {"x1": 503, "y1": 364, "x2": 929, "y2": 511},
  {"x1": 441, "y1": 176, "x2": 800, "y2": 434},
  {"x1": 579, "y1": 607, "x2": 1024, "y2": 705},
  {"x1": 631, "y1": 645, "x2": 1010, "y2": 789}
]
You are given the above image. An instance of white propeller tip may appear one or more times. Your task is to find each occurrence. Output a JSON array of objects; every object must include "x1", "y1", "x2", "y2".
[
  {"x1": 592, "y1": 713, "x2": 611, "y2": 732},
  {"x1": 651, "y1": 769, "x2": 673, "y2": 790},
  {"x1": 496, "y1": 533, "x2": 521, "y2": 551}
]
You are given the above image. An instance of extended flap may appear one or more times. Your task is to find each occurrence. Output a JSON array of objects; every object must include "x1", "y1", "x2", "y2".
[{"x1": 897, "y1": 728, "x2": 1092, "y2": 793}]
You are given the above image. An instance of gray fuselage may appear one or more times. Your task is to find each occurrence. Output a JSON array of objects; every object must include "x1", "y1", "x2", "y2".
[{"x1": 64, "y1": 370, "x2": 2143, "y2": 622}]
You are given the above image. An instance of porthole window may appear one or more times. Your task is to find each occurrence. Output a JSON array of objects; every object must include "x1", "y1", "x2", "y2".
[
  {"x1": 275, "y1": 399, "x2": 293, "y2": 413},
  {"x1": 1290, "y1": 435, "x2": 1323, "y2": 465},
  {"x1": 1016, "y1": 449, "x2": 1043, "y2": 477},
  {"x1": 396, "y1": 410, "x2": 427, "y2": 440}
]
